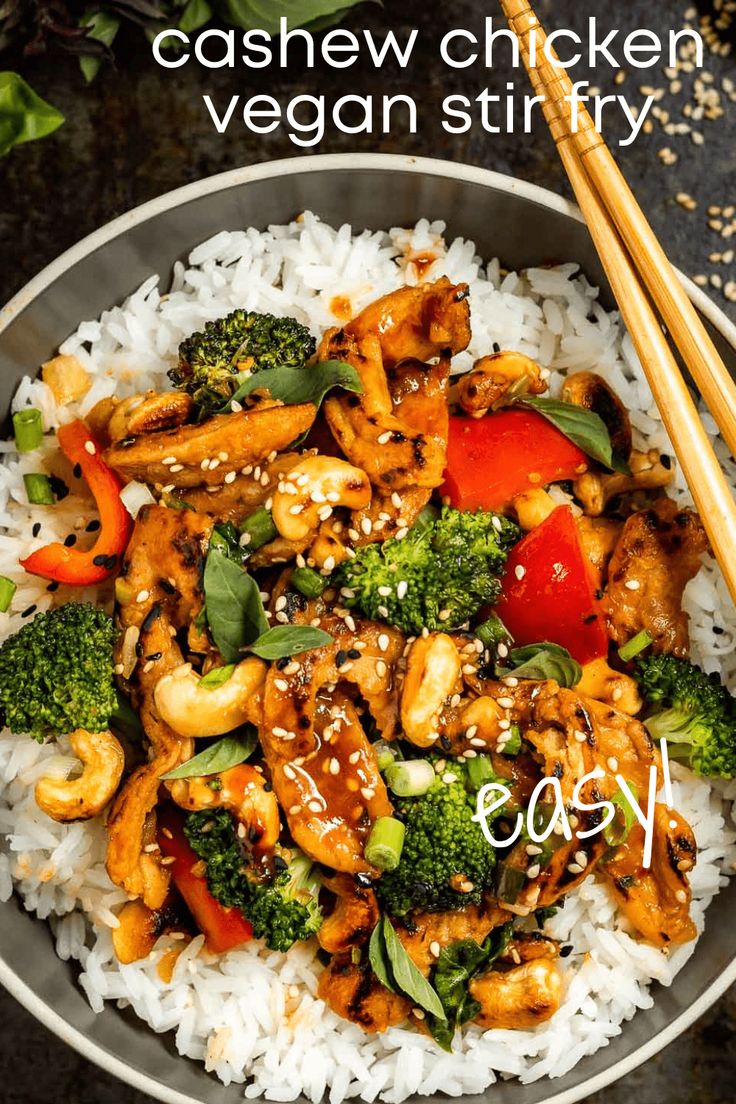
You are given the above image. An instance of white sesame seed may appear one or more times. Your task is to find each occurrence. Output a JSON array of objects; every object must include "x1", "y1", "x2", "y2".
[
  {"x1": 503, "y1": 676, "x2": 518, "y2": 687},
  {"x1": 470, "y1": 736, "x2": 486, "y2": 748},
  {"x1": 275, "y1": 596, "x2": 287, "y2": 612},
  {"x1": 574, "y1": 850, "x2": 587, "y2": 867},
  {"x1": 273, "y1": 726, "x2": 288, "y2": 737},
  {"x1": 218, "y1": 451, "x2": 229, "y2": 462},
  {"x1": 318, "y1": 505, "x2": 333, "y2": 522},
  {"x1": 438, "y1": 608, "x2": 452, "y2": 622},
  {"x1": 348, "y1": 751, "x2": 361, "y2": 765},
  {"x1": 574, "y1": 729, "x2": 587, "y2": 743},
  {"x1": 378, "y1": 633, "x2": 390, "y2": 652},
  {"x1": 491, "y1": 516, "x2": 503, "y2": 533},
  {"x1": 310, "y1": 489, "x2": 326, "y2": 503},
  {"x1": 514, "y1": 565, "x2": 526, "y2": 581},
  {"x1": 242, "y1": 465, "x2": 253, "y2": 476},
  {"x1": 396, "y1": 580, "x2": 408, "y2": 600},
  {"x1": 395, "y1": 527, "x2": 409, "y2": 540},
  {"x1": 162, "y1": 456, "x2": 177, "y2": 465},
  {"x1": 308, "y1": 800, "x2": 323, "y2": 813},
  {"x1": 361, "y1": 787, "x2": 375, "y2": 800},
  {"x1": 348, "y1": 528, "x2": 360, "y2": 542},
  {"x1": 361, "y1": 517, "x2": 373, "y2": 536},
  {"x1": 169, "y1": 464, "x2": 184, "y2": 473},
  {"x1": 323, "y1": 556, "x2": 336, "y2": 572},
  {"x1": 377, "y1": 431, "x2": 392, "y2": 445},
  {"x1": 391, "y1": 492, "x2": 403, "y2": 509},
  {"x1": 275, "y1": 678, "x2": 289, "y2": 692},
  {"x1": 136, "y1": 589, "x2": 150, "y2": 603},
  {"x1": 675, "y1": 889, "x2": 687, "y2": 904},
  {"x1": 442, "y1": 772, "x2": 458, "y2": 784},
  {"x1": 625, "y1": 579, "x2": 641, "y2": 591},
  {"x1": 607, "y1": 757, "x2": 619, "y2": 772},
  {"x1": 84, "y1": 441, "x2": 96, "y2": 455},
  {"x1": 377, "y1": 605, "x2": 389, "y2": 618},
  {"x1": 289, "y1": 804, "x2": 302, "y2": 815},
  {"x1": 224, "y1": 471, "x2": 236, "y2": 484},
  {"x1": 465, "y1": 724, "x2": 478, "y2": 739},
  {"x1": 526, "y1": 864, "x2": 541, "y2": 879},
  {"x1": 329, "y1": 758, "x2": 340, "y2": 775},
  {"x1": 567, "y1": 862, "x2": 584, "y2": 875},
  {"x1": 429, "y1": 941, "x2": 441, "y2": 958},
  {"x1": 344, "y1": 614, "x2": 356, "y2": 632},
  {"x1": 378, "y1": 585, "x2": 392, "y2": 597},
  {"x1": 283, "y1": 765, "x2": 296, "y2": 780},
  {"x1": 497, "y1": 696, "x2": 514, "y2": 709},
  {"x1": 209, "y1": 458, "x2": 220, "y2": 470},
  {"x1": 462, "y1": 663, "x2": 476, "y2": 675},
  {"x1": 526, "y1": 844, "x2": 543, "y2": 856}
]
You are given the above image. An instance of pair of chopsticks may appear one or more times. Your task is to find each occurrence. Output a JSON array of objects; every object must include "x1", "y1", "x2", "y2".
[{"x1": 498, "y1": 0, "x2": 736, "y2": 605}]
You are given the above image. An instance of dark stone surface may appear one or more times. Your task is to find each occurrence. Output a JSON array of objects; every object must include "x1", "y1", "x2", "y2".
[{"x1": 0, "y1": 1, "x2": 735, "y2": 1101}]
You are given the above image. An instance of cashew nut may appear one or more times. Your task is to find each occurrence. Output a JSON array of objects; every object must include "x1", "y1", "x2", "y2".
[
  {"x1": 574, "y1": 449, "x2": 673, "y2": 516},
  {"x1": 400, "y1": 633, "x2": 461, "y2": 747},
  {"x1": 168, "y1": 763, "x2": 279, "y2": 851},
  {"x1": 512, "y1": 488, "x2": 558, "y2": 531},
  {"x1": 35, "y1": 729, "x2": 124, "y2": 822},
  {"x1": 455, "y1": 351, "x2": 547, "y2": 416},
  {"x1": 561, "y1": 371, "x2": 632, "y2": 460},
  {"x1": 271, "y1": 455, "x2": 371, "y2": 542},
  {"x1": 153, "y1": 658, "x2": 267, "y2": 739},
  {"x1": 576, "y1": 657, "x2": 642, "y2": 716}
]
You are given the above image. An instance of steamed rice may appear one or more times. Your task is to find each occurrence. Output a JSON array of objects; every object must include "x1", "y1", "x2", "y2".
[{"x1": 0, "y1": 212, "x2": 735, "y2": 1102}]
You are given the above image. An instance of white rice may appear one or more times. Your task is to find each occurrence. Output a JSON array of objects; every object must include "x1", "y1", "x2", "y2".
[{"x1": 1, "y1": 212, "x2": 735, "y2": 1102}]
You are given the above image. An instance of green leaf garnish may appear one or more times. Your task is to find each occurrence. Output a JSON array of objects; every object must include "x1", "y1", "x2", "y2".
[
  {"x1": 520, "y1": 396, "x2": 629, "y2": 473},
  {"x1": 249, "y1": 625, "x2": 333, "y2": 660},
  {"x1": 603, "y1": 783, "x2": 638, "y2": 848},
  {"x1": 161, "y1": 728, "x2": 258, "y2": 780},
  {"x1": 496, "y1": 641, "x2": 582, "y2": 688},
  {"x1": 371, "y1": 916, "x2": 446, "y2": 1020},
  {"x1": 222, "y1": 359, "x2": 362, "y2": 414},
  {"x1": 198, "y1": 664, "x2": 236, "y2": 689},
  {"x1": 203, "y1": 548, "x2": 268, "y2": 663}
]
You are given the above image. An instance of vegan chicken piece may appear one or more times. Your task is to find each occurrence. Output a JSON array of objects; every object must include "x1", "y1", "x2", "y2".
[
  {"x1": 603, "y1": 497, "x2": 709, "y2": 656},
  {"x1": 105, "y1": 402, "x2": 316, "y2": 488},
  {"x1": 468, "y1": 959, "x2": 564, "y2": 1029}
]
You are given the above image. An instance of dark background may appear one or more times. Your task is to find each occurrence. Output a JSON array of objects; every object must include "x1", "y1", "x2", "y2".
[{"x1": 1, "y1": 0, "x2": 735, "y2": 1101}]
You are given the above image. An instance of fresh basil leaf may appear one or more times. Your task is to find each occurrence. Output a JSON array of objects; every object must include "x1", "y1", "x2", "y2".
[
  {"x1": 79, "y1": 11, "x2": 120, "y2": 83},
  {"x1": 203, "y1": 548, "x2": 268, "y2": 663},
  {"x1": 382, "y1": 916, "x2": 446, "y2": 1020},
  {"x1": 520, "y1": 396, "x2": 626, "y2": 472},
  {"x1": 496, "y1": 641, "x2": 582, "y2": 687},
  {"x1": 368, "y1": 921, "x2": 397, "y2": 994},
  {"x1": 249, "y1": 625, "x2": 333, "y2": 660},
  {"x1": 219, "y1": 0, "x2": 365, "y2": 33},
  {"x1": 0, "y1": 73, "x2": 65, "y2": 157},
  {"x1": 161, "y1": 728, "x2": 258, "y2": 780},
  {"x1": 198, "y1": 663, "x2": 236, "y2": 689},
  {"x1": 426, "y1": 922, "x2": 513, "y2": 1049},
  {"x1": 604, "y1": 783, "x2": 638, "y2": 848},
  {"x1": 222, "y1": 359, "x2": 362, "y2": 414}
]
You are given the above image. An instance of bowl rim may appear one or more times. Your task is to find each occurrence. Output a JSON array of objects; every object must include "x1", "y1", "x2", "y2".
[{"x1": 1, "y1": 150, "x2": 735, "y2": 1104}]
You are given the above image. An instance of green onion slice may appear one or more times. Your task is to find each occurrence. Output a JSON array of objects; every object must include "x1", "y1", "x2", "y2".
[
  {"x1": 238, "y1": 506, "x2": 278, "y2": 552},
  {"x1": 13, "y1": 408, "x2": 43, "y2": 453},
  {"x1": 385, "y1": 758, "x2": 435, "y2": 797},
  {"x1": 618, "y1": 630, "x2": 654, "y2": 662},
  {"x1": 0, "y1": 576, "x2": 16, "y2": 612},
  {"x1": 24, "y1": 473, "x2": 54, "y2": 505},
  {"x1": 364, "y1": 816, "x2": 405, "y2": 871},
  {"x1": 291, "y1": 566, "x2": 326, "y2": 599}
]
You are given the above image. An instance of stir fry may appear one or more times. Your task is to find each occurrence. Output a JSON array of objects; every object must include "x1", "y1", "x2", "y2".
[{"x1": 3, "y1": 276, "x2": 735, "y2": 1049}]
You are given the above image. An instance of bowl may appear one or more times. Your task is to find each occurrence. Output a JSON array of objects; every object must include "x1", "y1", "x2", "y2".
[{"x1": 1, "y1": 152, "x2": 735, "y2": 1104}]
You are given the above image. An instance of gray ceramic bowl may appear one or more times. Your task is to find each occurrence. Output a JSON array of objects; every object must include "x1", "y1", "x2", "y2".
[{"x1": 1, "y1": 153, "x2": 735, "y2": 1104}]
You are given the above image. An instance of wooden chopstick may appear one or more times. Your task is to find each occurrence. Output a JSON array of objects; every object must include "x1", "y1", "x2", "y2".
[
  {"x1": 499, "y1": 0, "x2": 736, "y2": 461},
  {"x1": 497, "y1": 0, "x2": 736, "y2": 606}
]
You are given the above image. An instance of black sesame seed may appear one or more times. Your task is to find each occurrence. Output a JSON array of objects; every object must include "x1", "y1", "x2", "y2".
[
  {"x1": 93, "y1": 553, "x2": 117, "y2": 569},
  {"x1": 49, "y1": 475, "x2": 69, "y2": 501},
  {"x1": 263, "y1": 781, "x2": 273, "y2": 793},
  {"x1": 347, "y1": 648, "x2": 361, "y2": 660},
  {"x1": 32, "y1": 522, "x2": 41, "y2": 538},
  {"x1": 335, "y1": 649, "x2": 348, "y2": 668},
  {"x1": 713, "y1": 625, "x2": 724, "y2": 635},
  {"x1": 145, "y1": 652, "x2": 162, "y2": 662},
  {"x1": 86, "y1": 519, "x2": 101, "y2": 533},
  {"x1": 559, "y1": 944, "x2": 573, "y2": 958},
  {"x1": 273, "y1": 855, "x2": 288, "y2": 872},
  {"x1": 276, "y1": 656, "x2": 290, "y2": 670},
  {"x1": 46, "y1": 581, "x2": 59, "y2": 592},
  {"x1": 73, "y1": 463, "x2": 82, "y2": 479},
  {"x1": 660, "y1": 454, "x2": 672, "y2": 470},
  {"x1": 21, "y1": 604, "x2": 37, "y2": 618},
  {"x1": 63, "y1": 533, "x2": 77, "y2": 548},
  {"x1": 492, "y1": 342, "x2": 501, "y2": 354}
]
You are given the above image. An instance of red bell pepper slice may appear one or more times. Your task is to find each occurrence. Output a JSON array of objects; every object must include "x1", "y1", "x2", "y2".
[
  {"x1": 441, "y1": 409, "x2": 589, "y2": 512},
  {"x1": 495, "y1": 505, "x2": 608, "y2": 665},
  {"x1": 20, "y1": 419, "x2": 133, "y2": 586},
  {"x1": 157, "y1": 804, "x2": 252, "y2": 954}
]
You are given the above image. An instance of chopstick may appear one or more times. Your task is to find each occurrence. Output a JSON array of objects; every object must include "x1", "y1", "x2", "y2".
[
  {"x1": 497, "y1": 0, "x2": 736, "y2": 606},
  {"x1": 499, "y1": 0, "x2": 736, "y2": 460}
]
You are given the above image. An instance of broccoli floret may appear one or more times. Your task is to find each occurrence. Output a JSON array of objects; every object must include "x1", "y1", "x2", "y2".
[
  {"x1": 170, "y1": 309, "x2": 315, "y2": 418},
  {"x1": 376, "y1": 768, "x2": 496, "y2": 917},
  {"x1": 0, "y1": 602, "x2": 117, "y2": 741},
  {"x1": 636, "y1": 653, "x2": 736, "y2": 778},
  {"x1": 333, "y1": 506, "x2": 520, "y2": 635},
  {"x1": 184, "y1": 809, "x2": 322, "y2": 952}
]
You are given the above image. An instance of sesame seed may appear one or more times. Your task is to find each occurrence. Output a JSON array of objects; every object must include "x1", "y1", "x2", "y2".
[
  {"x1": 162, "y1": 456, "x2": 177, "y2": 465},
  {"x1": 377, "y1": 633, "x2": 390, "y2": 652},
  {"x1": 289, "y1": 804, "x2": 302, "y2": 815},
  {"x1": 465, "y1": 724, "x2": 478, "y2": 739},
  {"x1": 310, "y1": 489, "x2": 326, "y2": 503},
  {"x1": 218, "y1": 452, "x2": 229, "y2": 462},
  {"x1": 497, "y1": 696, "x2": 513, "y2": 709},
  {"x1": 376, "y1": 659, "x2": 387, "y2": 677},
  {"x1": 318, "y1": 506, "x2": 333, "y2": 522},
  {"x1": 308, "y1": 800, "x2": 323, "y2": 813},
  {"x1": 395, "y1": 527, "x2": 409, "y2": 540},
  {"x1": 377, "y1": 585, "x2": 392, "y2": 597},
  {"x1": 323, "y1": 555, "x2": 336, "y2": 572},
  {"x1": 377, "y1": 431, "x2": 392, "y2": 444},
  {"x1": 514, "y1": 565, "x2": 526, "y2": 581},
  {"x1": 361, "y1": 787, "x2": 375, "y2": 800},
  {"x1": 169, "y1": 464, "x2": 184, "y2": 473},
  {"x1": 567, "y1": 862, "x2": 584, "y2": 875},
  {"x1": 574, "y1": 850, "x2": 587, "y2": 867},
  {"x1": 242, "y1": 465, "x2": 253, "y2": 476},
  {"x1": 377, "y1": 605, "x2": 389, "y2": 618},
  {"x1": 273, "y1": 726, "x2": 289, "y2": 737},
  {"x1": 396, "y1": 580, "x2": 408, "y2": 600},
  {"x1": 497, "y1": 642, "x2": 509, "y2": 658},
  {"x1": 361, "y1": 517, "x2": 373, "y2": 536},
  {"x1": 607, "y1": 757, "x2": 619, "y2": 772},
  {"x1": 526, "y1": 844, "x2": 543, "y2": 856},
  {"x1": 344, "y1": 614, "x2": 356, "y2": 632},
  {"x1": 429, "y1": 941, "x2": 441, "y2": 958},
  {"x1": 275, "y1": 678, "x2": 289, "y2": 692},
  {"x1": 136, "y1": 589, "x2": 150, "y2": 603},
  {"x1": 574, "y1": 729, "x2": 587, "y2": 743},
  {"x1": 84, "y1": 440, "x2": 96, "y2": 455},
  {"x1": 289, "y1": 503, "x2": 304, "y2": 515},
  {"x1": 470, "y1": 736, "x2": 486, "y2": 748},
  {"x1": 283, "y1": 765, "x2": 297, "y2": 780},
  {"x1": 462, "y1": 663, "x2": 476, "y2": 675},
  {"x1": 224, "y1": 471, "x2": 236, "y2": 484},
  {"x1": 391, "y1": 492, "x2": 403, "y2": 509},
  {"x1": 438, "y1": 608, "x2": 452, "y2": 622},
  {"x1": 442, "y1": 772, "x2": 458, "y2": 784},
  {"x1": 329, "y1": 758, "x2": 340, "y2": 775},
  {"x1": 349, "y1": 751, "x2": 361, "y2": 765},
  {"x1": 413, "y1": 1008, "x2": 426, "y2": 1020},
  {"x1": 283, "y1": 662, "x2": 300, "y2": 676},
  {"x1": 503, "y1": 676, "x2": 519, "y2": 687},
  {"x1": 526, "y1": 864, "x2": 541, "y2": 879}
]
